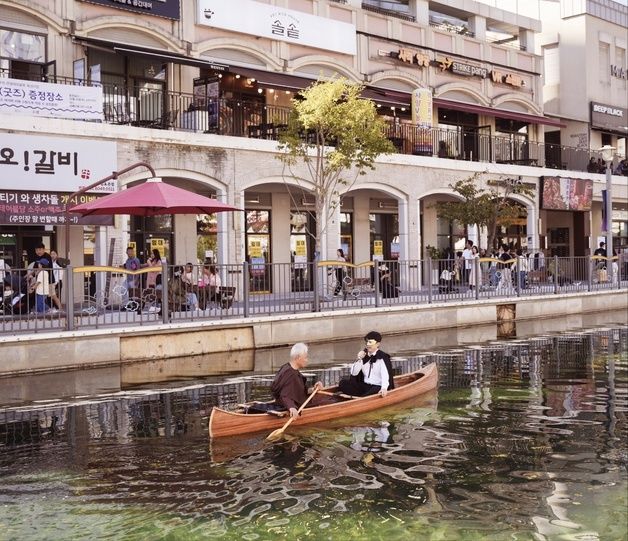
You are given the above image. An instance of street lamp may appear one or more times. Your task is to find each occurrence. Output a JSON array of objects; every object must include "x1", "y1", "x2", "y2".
[{"x1": 599, "y1": 145, "x2": 615, "y2": 280}]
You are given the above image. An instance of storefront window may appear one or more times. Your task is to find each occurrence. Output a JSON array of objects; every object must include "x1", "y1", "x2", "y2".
[
  {"x1": 369, "y1": 213, "x2": 399, "y2": 260},
  {"x1": 290, "y1": 211, "x2": 310, "y2": 292},
  {"x1": 0, "y1": 30, "x2": 45, "y2": 62},
  {"x1": 340, "y1": 212, "x2": 353, "y2": 261},
  {"x1": 246, "y1": 210, "x2": 271, "y2": 292},
  {"x1": 131, "y1": 216, "x2": 172, "y2": 264},
  {"x1": 197, "y1": 214, "x2": 217, "y2": 263}
]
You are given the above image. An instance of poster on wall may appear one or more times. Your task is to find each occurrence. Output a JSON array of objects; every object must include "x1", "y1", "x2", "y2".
[
  {"x1": 541, "y1": 177, "x2": 593, "y2": 211},
  {"x1": 0, "y1": 77, "x2": 103, "y2": 120}
]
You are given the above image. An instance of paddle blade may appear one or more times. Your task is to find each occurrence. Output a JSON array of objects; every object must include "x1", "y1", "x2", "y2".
[{"x1": 266, "y1": 427, "x2": 285, "y2": 441}]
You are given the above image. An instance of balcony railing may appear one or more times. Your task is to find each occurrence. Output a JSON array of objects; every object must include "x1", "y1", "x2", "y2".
[{"x1": 1, "y1": 72, "x2": 621, "y2": 174}]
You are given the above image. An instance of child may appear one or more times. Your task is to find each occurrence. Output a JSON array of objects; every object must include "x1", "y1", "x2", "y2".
[{"x1": 30, "y1": 260, "x2": 50, "y2": 313}]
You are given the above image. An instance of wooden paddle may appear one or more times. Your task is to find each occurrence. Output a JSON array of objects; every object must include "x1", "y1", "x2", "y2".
[{"x1": 266, "y1": 388, "x2": 319, "y2": 441}]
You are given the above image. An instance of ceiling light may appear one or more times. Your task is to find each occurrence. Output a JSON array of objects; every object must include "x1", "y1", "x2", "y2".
[{"x1": 235, "y1": 74, "x2": 241, "y2": 79}]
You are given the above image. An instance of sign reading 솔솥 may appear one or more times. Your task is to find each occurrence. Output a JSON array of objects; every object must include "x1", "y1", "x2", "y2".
[{"x1": 197, "y1": 0, "x2": 356, "y2": 55}]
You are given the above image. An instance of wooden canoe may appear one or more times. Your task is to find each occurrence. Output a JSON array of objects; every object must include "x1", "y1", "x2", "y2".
[{"x1": 209, "y1": 362, "x2": 438, "y2": 438}]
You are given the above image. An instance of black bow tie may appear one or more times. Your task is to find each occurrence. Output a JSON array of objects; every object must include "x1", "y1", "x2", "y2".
[{"x1": 367, "y1": 355, "x2": 377, "y2": 364}]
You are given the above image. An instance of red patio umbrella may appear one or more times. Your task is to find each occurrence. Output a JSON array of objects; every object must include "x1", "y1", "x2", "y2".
[{"x1": 70, "y1": 178, "x2": 241, "y2": 216}]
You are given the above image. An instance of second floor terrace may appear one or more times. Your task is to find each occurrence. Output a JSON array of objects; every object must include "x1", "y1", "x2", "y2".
[{"x1": 0, "y1": 71, "x2": 624, "y2": 175}]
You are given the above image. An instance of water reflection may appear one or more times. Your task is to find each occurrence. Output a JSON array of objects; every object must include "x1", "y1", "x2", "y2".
[{"x1": 0, "y1": 325, "x2": 626, "y2": 540}]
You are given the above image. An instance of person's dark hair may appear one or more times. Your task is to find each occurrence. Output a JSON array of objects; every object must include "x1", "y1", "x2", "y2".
[
  {"x1": 126, "y1": 246, "x2": 134, "y2": 252},
  {"x1": 36, "y1": 242, "x2": 45, "y2": 249},
  {"x1": 364, "y1": 330, "x2": 382, "y2": 342},
  {"x1": 337, "y1": 248, "x2": 345, "y2": 258},
  {"x1": 209, "y1": 264, "x2": 217, "y2": 274},
  {"x1": 152, "y1": 249, "x2": 161, "y2": 260},
  {"x1": 599, "y1": 241, "x2": 605, "y2": 247}
]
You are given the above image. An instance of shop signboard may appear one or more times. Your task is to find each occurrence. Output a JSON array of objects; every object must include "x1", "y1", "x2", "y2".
[
  {"x1": 80, "y1": 0, "x2": 181, "y2": 20},
  {"x1": 541, "y1": 176, "x2": 593, "y2": 212},
  {"x1": 0, "y1": 77, "x2": 103, "y2": 120},
  {"x1": 197, "y1": 0, "x2": 357, "y2": 55},
  {"x1": 590, "y1": 101, "x2": 627, "y2": 133},
  {"x1": 0, "y1": 134, "x2": 117, "y2": 193},
  {"x1": 0, "y1": 190, "x2": 113, "y2": 226}
]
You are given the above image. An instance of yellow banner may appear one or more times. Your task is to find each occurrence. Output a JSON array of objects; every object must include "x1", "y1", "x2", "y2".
[
  {"x1": 249, "y1": 240, "x2": 262, "y2": 258},
  {"x1": 295, "y1": 239, "x2": 307, "y2": 257},
  {"x1": 374, "y1": 240, "x2": 384, "y2": 257},
  {"x1": 150, "y1": 238, "x2": 165, "y2": 257},
  {"x1": 411, "y1": 88, "x2": 433, "y2": 126}
]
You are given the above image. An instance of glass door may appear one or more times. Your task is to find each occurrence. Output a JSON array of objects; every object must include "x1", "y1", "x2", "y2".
[{"x1": 246, "y1": 210, "x2": 271, "y2": 293}]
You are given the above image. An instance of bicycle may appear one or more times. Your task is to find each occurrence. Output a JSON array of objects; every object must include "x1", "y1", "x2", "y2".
[{"x1": 325, "y1": 271, "x2": 361, "y2": 300}]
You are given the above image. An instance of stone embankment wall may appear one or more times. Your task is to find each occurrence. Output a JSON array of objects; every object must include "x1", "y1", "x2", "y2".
[{"x1": 1, "y1": 291, "x2": 626, "y2": 377}]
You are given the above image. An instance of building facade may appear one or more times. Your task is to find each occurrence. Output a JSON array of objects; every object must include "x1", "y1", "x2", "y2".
[{"x1": 0, "y1": 0, "x2": 626, "y2": 293}]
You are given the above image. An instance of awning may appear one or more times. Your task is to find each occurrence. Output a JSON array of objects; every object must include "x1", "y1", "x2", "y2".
[
  {"x1": 434, "y1": 98, "x2": 566, "y2": 127},
  {"x1": 361, "y1": 87, "x2": 412, "y2": 108},
  {"x1": 230, "y1": 67, "x2": 317, "y2": 90},
  {"x1": 74, "y1": 36, "x2": 229, "y2": 71}
]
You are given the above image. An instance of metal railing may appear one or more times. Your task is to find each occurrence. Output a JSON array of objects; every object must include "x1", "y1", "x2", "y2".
[
  {"x1": 1, "y1": 256, "x2": 625, "y2": 335},
  {"x1": 2, "y1": 69, "x2": 623, "y2": 173}
]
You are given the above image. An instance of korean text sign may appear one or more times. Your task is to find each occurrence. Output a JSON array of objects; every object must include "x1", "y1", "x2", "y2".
[
  {"x1": 197, "y1": 0, "x2": 356, "y2": 55},
  {"x1": 0, "y1": 78, "x2": 104, "y2": 121},
  {"x1": 0, "y1": 134, "x2": 117, "y2": 193}
]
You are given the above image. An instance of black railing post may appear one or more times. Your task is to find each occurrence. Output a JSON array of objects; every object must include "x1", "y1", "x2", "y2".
[
  {"x1": 474, "y1": 257, "x2": 480, "y2": 300},
  {"x1": 312, "y1": 258, "x2": 320, "y2": 312},
  {"x1": 428, "y1": 258, "x2": 433, "y2": 304},
  {"x1": 554, "y1": 256, "x2": 559, "y2": 294},
  {"x1": 374, "y1": 263, "x2": 381, "y2": 307},
  {"x1": 161, "y1": 261, "x2": 169, "y2": 324},
  {"x1": 243, "y1": 261, "x2": 250, "y2": 317},
  {"x1": 65, "y1": 265, "x2": 74, "y2": 331}
]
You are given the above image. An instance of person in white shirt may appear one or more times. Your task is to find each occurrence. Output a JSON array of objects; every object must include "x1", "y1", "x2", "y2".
[
  {"x1": 30, "y1": 260, "x2": 50, "y2": 313},
  {"x1": 338, "y1": 331, "x2": 394, "y2": 397},
  {"x1": 462, "y1": 240, "x2": 474, "y2": 286}
]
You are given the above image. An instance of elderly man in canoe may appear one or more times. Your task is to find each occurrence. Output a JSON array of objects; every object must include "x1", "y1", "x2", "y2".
[
  {"x1": 338, "y1": 331, "x2": 395, "y2": 397},
  {"x1": 271, "y1": 342, "x2": 323, "y2": 418}
]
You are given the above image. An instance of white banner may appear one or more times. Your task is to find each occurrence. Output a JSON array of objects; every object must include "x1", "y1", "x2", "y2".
[
  {"x1": 197, "y1": 0, "x2": 357, "y2": 56},
  {"x1": 0, "y1": 134, "x2": 117, "y2": 193},
  {"x1": 0, "y1": 78, "x2": 104, "y2": 120}
]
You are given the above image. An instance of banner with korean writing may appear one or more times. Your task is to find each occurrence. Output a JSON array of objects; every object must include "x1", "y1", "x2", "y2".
[
  {"x1": 0, "y1": 190, "x2": 113, "y2": 226},
  {"x1": 197, "y1": 0, "x2": 356, "y2": 55},
  {"x1": 411, "y1": 88, "x2": 433, "y2": 127},
  {"x1": 0, "y1": 77, "x2": 103, "y2": 120},
  {"x1": 0, "y1": 134, "x2": 117, "y2": 193}
]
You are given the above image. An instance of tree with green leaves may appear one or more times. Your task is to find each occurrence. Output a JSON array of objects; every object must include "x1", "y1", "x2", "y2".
[
  {"x1": 277, "y1": 78, "x2": 394, "y2": 257},
  {"x1": 436, "y1": 173, "x2": 534, "y2": 250}
]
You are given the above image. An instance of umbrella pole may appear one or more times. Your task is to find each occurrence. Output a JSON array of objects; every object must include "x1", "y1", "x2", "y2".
[{"x1": 63, "y1": 162, "x2": 156, "y2": 261}]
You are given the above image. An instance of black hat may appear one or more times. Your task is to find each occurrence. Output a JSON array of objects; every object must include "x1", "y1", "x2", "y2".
[{"x1": 364, "y1": 331, "x2": 382, "y2": 342}]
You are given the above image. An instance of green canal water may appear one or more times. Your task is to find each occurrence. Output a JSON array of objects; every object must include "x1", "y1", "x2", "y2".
[{"x1": 0, "y1": 326, "x2": 626, "y2": 541}]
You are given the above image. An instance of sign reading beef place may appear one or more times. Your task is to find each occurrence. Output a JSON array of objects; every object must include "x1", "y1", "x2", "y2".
[{"x1": 80, "y1": 0, "x2": 180, "y2": 20}]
